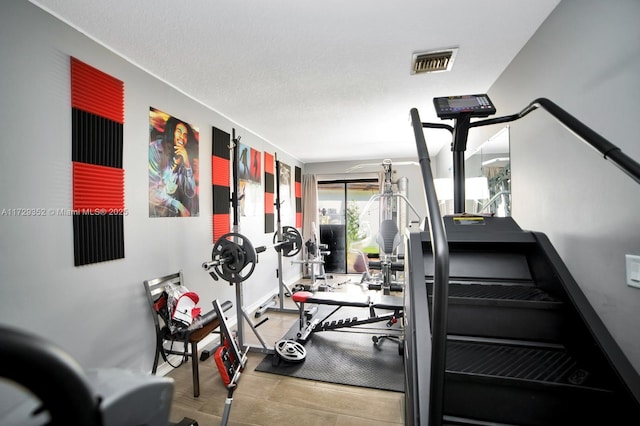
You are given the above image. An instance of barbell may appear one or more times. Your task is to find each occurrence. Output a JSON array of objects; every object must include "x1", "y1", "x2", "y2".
[{"x1": 202, "y1": 227, "x2": 302, "y2": 283}]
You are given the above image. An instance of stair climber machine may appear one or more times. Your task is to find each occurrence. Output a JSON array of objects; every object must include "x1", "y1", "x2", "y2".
[{"x1": 406, "y1": 95, "x2": 640, "y2": 426}]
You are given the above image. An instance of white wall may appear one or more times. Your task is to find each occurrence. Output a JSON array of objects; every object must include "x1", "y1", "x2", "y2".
[
  {"x1": 484, "y1": 0, "x2": 640, "y2": 372},
  {"x1": 0, "y1": 0, "x2": 302, "y2": 374}
]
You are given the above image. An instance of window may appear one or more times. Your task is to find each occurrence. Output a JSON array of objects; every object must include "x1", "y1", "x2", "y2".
[{"x1": 317, "y1": 179, "x2": 379, "y2": 273}]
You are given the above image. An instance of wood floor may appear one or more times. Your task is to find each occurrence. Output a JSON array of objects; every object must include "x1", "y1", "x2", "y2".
[{"x1": 165, "y1": 275, "x2": 406, "y2": 426}]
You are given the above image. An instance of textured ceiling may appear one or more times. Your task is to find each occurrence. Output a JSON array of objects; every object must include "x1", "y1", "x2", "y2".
[{"x1": 31, "y1": 0, "x2": 561, "y2": 164}]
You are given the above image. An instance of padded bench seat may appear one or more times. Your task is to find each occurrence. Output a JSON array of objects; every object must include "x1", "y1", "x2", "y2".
[
  {"x1": 371, "y1": 294, "x2": 404, "y2": 310},
  {"x1": 292, "y1": 291, "x2": 370, "y2": 307},
  {"x1": 292, "y1": 291, "x2": 402, "y2": 310}
]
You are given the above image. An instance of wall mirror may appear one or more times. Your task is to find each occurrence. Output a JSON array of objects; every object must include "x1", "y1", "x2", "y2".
[{"x1": 465, "y1": 125, "x2": 511, "y2": 216}]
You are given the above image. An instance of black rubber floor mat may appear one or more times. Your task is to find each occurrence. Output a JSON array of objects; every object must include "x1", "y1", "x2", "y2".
[{"x1": 255, "y1": 306, "x2": 404, "y2": 392}]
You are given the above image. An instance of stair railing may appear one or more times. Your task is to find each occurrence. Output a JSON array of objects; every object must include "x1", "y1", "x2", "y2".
[{"x1": 410, "y1": 108, "x2": 450, "y2": 426}]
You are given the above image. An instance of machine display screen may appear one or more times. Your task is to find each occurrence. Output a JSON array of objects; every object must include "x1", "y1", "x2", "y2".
[{"x1": 433, "y1": 94, "x2": 496, "y2": 119}]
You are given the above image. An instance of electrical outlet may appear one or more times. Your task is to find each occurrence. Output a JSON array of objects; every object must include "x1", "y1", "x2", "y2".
[{"x1": 625, "y1": 255, "x2": 640, "y2": 289}]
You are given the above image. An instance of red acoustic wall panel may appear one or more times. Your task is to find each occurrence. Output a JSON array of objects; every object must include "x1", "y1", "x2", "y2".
[
  {"x1": 72, "y1": 162, "x2": 125, "y2": 212},
  {"x1": 71, "y1": 57, "x2": 124, "y2": 124}
]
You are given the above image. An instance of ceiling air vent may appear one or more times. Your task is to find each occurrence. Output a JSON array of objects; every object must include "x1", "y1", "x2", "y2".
[{"x1": 411, "y1": 48, "x2": 458, "y2": 74}]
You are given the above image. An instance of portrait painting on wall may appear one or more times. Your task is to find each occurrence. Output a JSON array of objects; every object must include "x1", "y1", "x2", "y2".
[
  {"x1": 149, "y1": 107, "x2": 200, "y2": 217},
  {"x1": 238, "y1": 143, "x2": 261, "y2": 183},
  {"x1": 238, "y1": 143, "x2": 262, "y2": 218}
]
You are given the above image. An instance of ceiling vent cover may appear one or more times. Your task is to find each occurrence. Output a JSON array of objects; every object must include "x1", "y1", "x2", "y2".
[{"x1": 411, "y1": 48, "x2": 458, "y2": 74}]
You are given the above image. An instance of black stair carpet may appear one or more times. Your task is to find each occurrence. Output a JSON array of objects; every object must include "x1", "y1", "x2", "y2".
[{"x1": 255, "y1": 306, "x2": 404, "y2": 392}]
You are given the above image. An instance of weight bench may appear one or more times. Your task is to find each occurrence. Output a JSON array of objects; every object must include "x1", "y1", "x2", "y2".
[{"x1": 291, "y1": 291, "x2": 403, "y2": 344}]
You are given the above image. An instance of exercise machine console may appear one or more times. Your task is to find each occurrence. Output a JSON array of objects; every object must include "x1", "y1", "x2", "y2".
[{"x1": 433, "y1": 94, "x2": 496, "y2": 119}]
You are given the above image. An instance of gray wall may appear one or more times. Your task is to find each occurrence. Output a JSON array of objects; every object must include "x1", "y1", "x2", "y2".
[
  {"x1": 473, "y1": 0, "x2": 640, "y2": 372},
  {"x1": 0, "y1": 0, "x2": 302, "y2": 376}
]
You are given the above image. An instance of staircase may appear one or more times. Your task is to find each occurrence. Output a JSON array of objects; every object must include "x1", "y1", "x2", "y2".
[{"x1": 405, "y1": 215, "x2": 640, "y2": 425}]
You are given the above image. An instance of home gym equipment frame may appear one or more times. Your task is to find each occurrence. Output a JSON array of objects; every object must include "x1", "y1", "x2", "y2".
[
  {"x1": 290, "y1": 231, "x2": 332, "y2": 292},
  {"x1": 202, "y1": 229, "x2": 305, "y2": 356},
  {"x1": 202, "y1": 131, "x2": 303, "y2": 359},
  {"x1": 254, "y1": 153, "x2": 305, "y2": 318},
  {"x1": 204, "y1": 235, "x2": 404, "y2": 352},
  {"x1": 355, "y1": 159, "x2": 422, "y2": 294}
]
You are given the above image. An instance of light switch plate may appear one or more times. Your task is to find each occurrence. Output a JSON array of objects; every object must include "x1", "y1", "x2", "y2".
[{"x1": 625, "y1": 254, "x2": 640, "y2": 288}]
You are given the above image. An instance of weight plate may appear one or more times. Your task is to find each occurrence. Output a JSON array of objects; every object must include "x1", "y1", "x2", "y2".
[
  {"x1": 274, "y1": 339, "x2": 307, "y2": 363},
  {"x1": 273, "y1": 226, "x2": 302, "y2": 257},
  {"x1": 211, "y1": 232, "x2": 257, "y2": 282}
]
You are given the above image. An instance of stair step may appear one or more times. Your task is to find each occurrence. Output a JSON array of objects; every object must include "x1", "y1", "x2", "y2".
[
  {"x1": 443, "y1": 337, "x2": 617, "y2": 425},
  {"x1": 427, "y1": 282, "x2": 564, "y2": 341},
  {"x1": 442, "y1": 414, "x2": 519, "y2": 426},
  {"x1": 433, "y1": 281, "x2": 558, "y2": 301},
  {"x1": 447, "y1": 338, "x2": 582, "y2": 383}
]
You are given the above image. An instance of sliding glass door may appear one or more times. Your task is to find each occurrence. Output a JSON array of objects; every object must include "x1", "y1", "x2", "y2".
[{"x1": 317, "y1": 179, "x2": 379, "y2": 273}]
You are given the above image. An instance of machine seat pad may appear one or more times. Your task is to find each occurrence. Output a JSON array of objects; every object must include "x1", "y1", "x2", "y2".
[{"x1": 292, "y1": 291, "x2": 314, "y2": 303}]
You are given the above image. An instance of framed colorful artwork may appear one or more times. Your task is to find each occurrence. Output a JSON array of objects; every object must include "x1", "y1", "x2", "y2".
[{"x1": 149, "y1": 108, "x2": 200, "y2": 217}]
